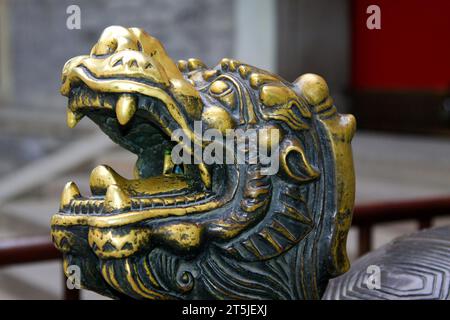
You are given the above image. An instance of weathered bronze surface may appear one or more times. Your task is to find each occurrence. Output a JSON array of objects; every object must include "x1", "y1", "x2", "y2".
[{"x1": 51, "y1": 26, "x2": 356, "y2": 299}]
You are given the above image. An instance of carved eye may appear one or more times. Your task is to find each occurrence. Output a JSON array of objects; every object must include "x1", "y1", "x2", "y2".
[
  {"x1": 209, "y1": 80, "x2": 231, "y2": 95},
  {"x1": 209, "y1": 80, "x2": 236, "y2": 110}
]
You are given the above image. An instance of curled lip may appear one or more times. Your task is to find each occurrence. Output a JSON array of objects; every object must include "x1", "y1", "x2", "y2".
[{"x1": 64, "y1": 64, "x2": 212, "y2": 184}]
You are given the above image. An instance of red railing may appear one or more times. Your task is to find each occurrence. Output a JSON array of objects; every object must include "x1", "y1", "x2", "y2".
[
  {"x1": 352, "y1": 197, "x2": 450, "y2": 256},
  {"x1": 1, "y1": 196, "x2": 449, "y2": 300},
  {"x1": 0, "y1": 235, "x2": 79, "y2": 300}
]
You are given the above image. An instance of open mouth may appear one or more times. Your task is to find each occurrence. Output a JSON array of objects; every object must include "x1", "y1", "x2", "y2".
[{"x1": 53, "y1": 76, "x2": 231, "y2": 228}]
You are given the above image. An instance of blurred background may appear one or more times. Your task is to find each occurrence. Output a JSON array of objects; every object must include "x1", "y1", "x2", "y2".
[{"x1": 0, "y1": 0, "x2": 449, "y2": 299}]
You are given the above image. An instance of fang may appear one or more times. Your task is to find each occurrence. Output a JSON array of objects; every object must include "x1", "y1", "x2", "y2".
[{"x1": 116, "y1": 94, "x2": 137, "y2": 125}]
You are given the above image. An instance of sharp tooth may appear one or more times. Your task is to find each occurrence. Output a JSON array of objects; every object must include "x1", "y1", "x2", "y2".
[
  {"x1": 67, "y1": 109, "x2": 84, "y2": 128},
  {"x1": 175, "y1": 196, "x2": 186, "y2": 204},
  {"x1": 69, "y1": 98, "x2": 76, "y2": 111},
  {"x1": 60, "y1": 181, "x2": 81, "y2": 210},
  {"x1": 163, "y1": 198, "x2": 176, "y2": 206},
  {"x1": 194, "y1": 193, "x2": 206, "y2": 201},
  {"x1": 163, "y1": 150, "x2": 175, "y2": 174},
  {"x1": 116, "y1": 94, "x2": 137, "y2": 125},
  {"x1": 89, "y1": 165, "x2": 126, "y2": 195},
  {"x1": 104, "y1": 185, "x2": 131, "y2": 213},
  {"x1": 76, "y1": 94, "x2": 84, "y2": 108},
  {"x1": 198, "y1": 163, "x2": 212, "y2": 189},
  {"x1": 82, "y1": 94, "x2": 90, "y2": 107},
  {"x1": 92, "y1": 94, "x2": 101, "y2": 108},
  {"x1": 151, "y1": 198, "x2": 164, "y2": 207}
]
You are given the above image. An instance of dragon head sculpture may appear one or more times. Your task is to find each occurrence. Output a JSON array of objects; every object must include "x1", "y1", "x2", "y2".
[{"x1": 51, "y1": 26, "x2": 356, "y2": 299}]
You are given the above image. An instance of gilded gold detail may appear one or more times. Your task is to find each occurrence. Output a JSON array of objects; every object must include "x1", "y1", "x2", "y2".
[{"x1": 51, "y1": 25, "x2": 356, "y2": 300}]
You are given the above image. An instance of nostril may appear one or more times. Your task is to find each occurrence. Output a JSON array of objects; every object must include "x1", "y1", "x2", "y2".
[
  {"x1": 130, "y1": 59, "x2": 139, "y2": 68},
  {"x1": 126, "y1": 58, "x2": 139, "y2": 68},
  {"x1": 111, "y1": 58, "x2": 123, "y2": 67}
]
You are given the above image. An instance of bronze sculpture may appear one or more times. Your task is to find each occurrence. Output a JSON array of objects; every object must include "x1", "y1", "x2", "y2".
[{"x1": 51, "y1": 26, "x2": 356, "y2": 299}]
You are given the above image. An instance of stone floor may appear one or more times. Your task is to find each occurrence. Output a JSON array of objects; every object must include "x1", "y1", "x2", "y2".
[{"x1": 0, "y1": 131, "x2": 449, "y2": 299}]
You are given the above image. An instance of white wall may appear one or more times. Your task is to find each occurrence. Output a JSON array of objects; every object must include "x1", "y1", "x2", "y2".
[{"x1": 233, "y1": 0, "x2": 277, "y2": 72}]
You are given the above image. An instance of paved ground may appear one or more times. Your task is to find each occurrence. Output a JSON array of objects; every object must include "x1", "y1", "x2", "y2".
[{"x1": 0, "y1": 131, "x2": 449, "y2": 299}]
